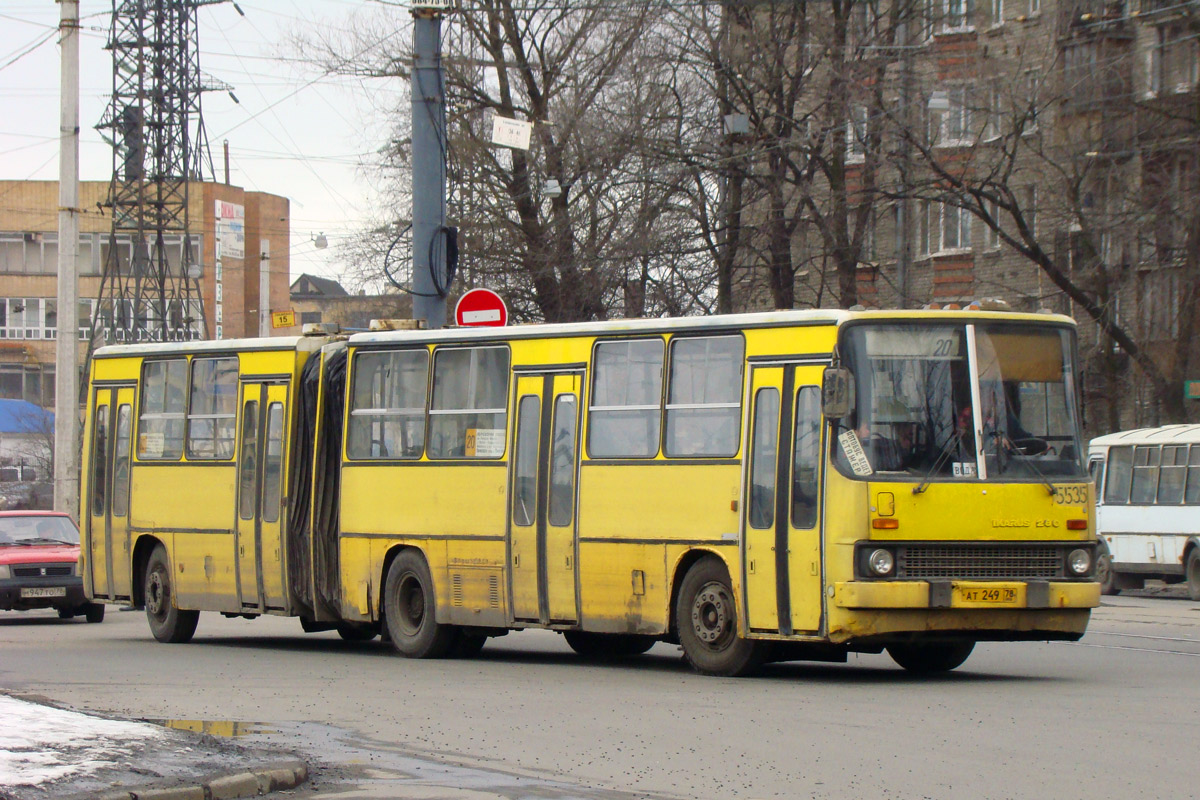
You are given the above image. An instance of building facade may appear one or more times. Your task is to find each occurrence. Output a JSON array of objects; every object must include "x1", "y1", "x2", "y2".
[{"x1": 0, "y1": 180, "x2": 290, "y2": 408}]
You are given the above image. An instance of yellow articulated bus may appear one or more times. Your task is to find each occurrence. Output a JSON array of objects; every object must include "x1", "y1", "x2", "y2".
[{"x1": 81, "y1": 309, "x2": 1100, "y2": 676}]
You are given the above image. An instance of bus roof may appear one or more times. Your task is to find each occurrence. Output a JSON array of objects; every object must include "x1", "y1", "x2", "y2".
[
  {"x1": 93, "y1": 335, "x2": 310, "y2": 359},
  {"x1": 1089, "y1": 424, "x2": 1200, "y2": 448},
  {"x1": 87, "y1": 308, "x2": 1078, "y2": 356},
  {"x1": 347, "y1": 308, "x2": 1077, "y2": 347}
]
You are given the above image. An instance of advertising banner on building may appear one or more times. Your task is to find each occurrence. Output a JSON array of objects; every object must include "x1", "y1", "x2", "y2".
[{"x1": 214, "y1": 200, "x2": 245, "y2": 260}]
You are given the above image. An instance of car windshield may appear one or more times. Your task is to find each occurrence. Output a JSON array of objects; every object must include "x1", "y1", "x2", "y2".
[
  {"x1": 834, "y1": 322, "x2": 1086, "y2": 481},
  {"x1": 0, "y1": 515, "x2": 80, "y2": 545}
]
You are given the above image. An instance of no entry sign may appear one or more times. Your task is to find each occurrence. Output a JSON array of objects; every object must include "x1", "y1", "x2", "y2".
[{"x1": 454, "y1": 288, "x2": 508, "y2": 327}]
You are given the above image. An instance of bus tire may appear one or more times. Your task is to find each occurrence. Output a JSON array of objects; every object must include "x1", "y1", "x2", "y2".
[
  {"x1": 84, "y1": 603, "x2": 105, "y2": 624},
  {"x1": 563, "y1": 631, "x2": 655, "y2": 660},
  {"x1": 887, "y1": 641, "x2": 975, "y2": 674},
  {"x1": 1097, "y1": 552, "x2": 1118, "y2": 595},
  {"x1": 676, "y1": 557, "x2": 764, "y2": 677},
  {"x1": 1186, "y1": 549, "x2": 1200, "y2": 602},
  {"x1": 383, "y1": 550, "x2": 456, "y2": 658},
  {"x1": 144, "y1": 546, "x2": 199, "y2": 644}
]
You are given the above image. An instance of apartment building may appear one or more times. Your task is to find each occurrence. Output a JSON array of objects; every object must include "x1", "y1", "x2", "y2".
[
  {"x1": 0, "y1": 180, "x2": 291, "y2": 408},
  {"x1": 726, "y1": 0, "x2": 1199, "y2": 428}
]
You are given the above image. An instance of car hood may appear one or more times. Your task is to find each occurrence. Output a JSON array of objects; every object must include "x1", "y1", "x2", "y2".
[{"x1": 0, "y1": 543, "x2": 81, "y2": 566}]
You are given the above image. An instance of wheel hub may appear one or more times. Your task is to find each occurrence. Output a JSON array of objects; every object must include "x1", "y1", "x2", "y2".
[
  {"x1": 691, "y1": 582, "x2": 731, "y2": 644},
  {"x1": 146, "y1": 573, "x2": 165, "y2": 617}
]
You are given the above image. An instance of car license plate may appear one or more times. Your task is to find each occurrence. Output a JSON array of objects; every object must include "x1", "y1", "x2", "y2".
[
  {"x1": 955, "y1": 586, "x2": 1017, "y2": 604},
  {"x1": 20, "y1": 587, "x2": 67, "y2": 599}
]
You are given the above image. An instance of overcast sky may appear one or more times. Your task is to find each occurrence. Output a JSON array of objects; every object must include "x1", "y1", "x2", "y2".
[{"x1": 0, "y1": 0, "x2": 412, "y2": 284}]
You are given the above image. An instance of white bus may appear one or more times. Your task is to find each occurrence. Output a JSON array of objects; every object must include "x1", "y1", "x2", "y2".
[{"x1": 1088, "y1": 425, "x2": 1200, "y2": 599}]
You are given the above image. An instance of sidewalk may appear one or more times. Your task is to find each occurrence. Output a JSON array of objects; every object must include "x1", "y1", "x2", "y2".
[{"x1": 0, "y1": 694, "x2": 306, "y2": 800}]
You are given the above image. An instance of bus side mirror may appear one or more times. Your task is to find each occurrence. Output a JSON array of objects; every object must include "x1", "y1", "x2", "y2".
[{"x1": 822, "y1": 367, "x2": 854, "y2": 420}]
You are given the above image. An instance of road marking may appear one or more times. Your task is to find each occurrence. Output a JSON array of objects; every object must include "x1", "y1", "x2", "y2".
[
  {"x1": 1087, "y1": 631, "x2": 1200, "y2": 644},
  {"x1": 1062, "y1": 641, "x2": 1200, "y2": 657}
]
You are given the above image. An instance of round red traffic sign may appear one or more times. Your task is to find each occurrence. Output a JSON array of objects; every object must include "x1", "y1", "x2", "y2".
[{"x1": 454, "y1": 288, "x2": 508, "y2": 327}]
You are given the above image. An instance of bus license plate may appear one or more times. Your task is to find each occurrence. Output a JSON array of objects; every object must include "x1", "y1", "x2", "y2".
[
  {"x1": 956, "y1": 587, "x2": 1017, "y2": 604},
  {"x1": 20, "y1": 587, "x2": 67, "y2": 599}
]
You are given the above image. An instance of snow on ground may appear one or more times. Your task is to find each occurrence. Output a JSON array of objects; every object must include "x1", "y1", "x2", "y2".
[{"x1": 0, "y1": 695, "x2": 168, "y2": 787}]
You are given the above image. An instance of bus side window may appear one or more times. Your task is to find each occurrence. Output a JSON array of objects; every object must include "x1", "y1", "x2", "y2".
[
  {"x1": 429, "y1": 346, "x2": 509, "y2": 459},
  {"x1": 588, "y1": 339, "x2": 663, "y2": 458},
  {"x1": 1130, "y1": 445, "x2": 1160, "y2": 504},
  {"x1": 791, "y1": 387, "x2": 820, "y2": 529},
  {"x1": 91, "y1": 404, "x2": 109, "y2": 516},
  {"x1": 512, "y1": 396, "x2": 539, "y2": 526},
  {"x1": 1104, "y1": 446, "x2": 1132, "y2": 505},
  {"x1": 111, "y1": 405, "x2": 132, "y2": 517},
  {"x1": 1157, "y1": 445, "x2": 1187, "y2": 504},
  {"x1": 1186, "y1": 446, "x2": 1200, "y2": 504},
  {"x1": 748, "y1": 388, "x2": 780, "y2": 530}
]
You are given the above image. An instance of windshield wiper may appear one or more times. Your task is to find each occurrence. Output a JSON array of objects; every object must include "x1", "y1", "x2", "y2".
[
  {"x1": 14, "y1": 537, "x2": 77, "y2": 546},
  {"x1": 988, "y1": 428, "x2": 1057, "y2": 497},
  {"x1": 913, "y1": 428, "x2": 968, "y2": 495}
]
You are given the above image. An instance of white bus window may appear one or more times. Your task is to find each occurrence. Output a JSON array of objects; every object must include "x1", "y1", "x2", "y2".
[
  {"x1": 1186, "y1": 446, "x2": 1200, "y2": 504},
  {"x1": 138, "y1": 359, "x2": 186, "y2": 460},
  {"x1": 1130, "y1": 445, "x2": 1160, "y2": 504},
  {"x1": 1157, "y1": 445, "x2": 1187, "y2": 504},
  {"x1": 1104, "y1": 446, "x2": 1132, "y2": 504},
  {"x1": 665, "y1": 335, "x2": 743, "y2": 457},
  {"x1": 186, "y1": 357, "x2": 238, "y2": 460},
  {"x1": 348, "y1": 349, "x2": 429, "y2": 459},
  {"x1": 429, "y1": 346, "x2": 509, "y2": 459},
  {"x1": 588, "y1": 340, "x2": 663, "y2": 458}
]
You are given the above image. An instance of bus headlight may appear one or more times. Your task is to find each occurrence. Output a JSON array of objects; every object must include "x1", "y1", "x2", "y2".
[
  {"x1": 1067, "y1": 548, "x2": 1092, "y2": 576},
  {"x1": 868, "y1": 548, "x2": 895, "y2": 577}
]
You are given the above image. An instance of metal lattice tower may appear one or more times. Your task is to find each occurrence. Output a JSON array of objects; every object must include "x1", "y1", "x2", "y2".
[{"x1": 95, "y1": 0, "x2": 224, "y2": 344}]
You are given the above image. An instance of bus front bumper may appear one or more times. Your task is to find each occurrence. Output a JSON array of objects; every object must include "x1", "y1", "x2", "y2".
[{"x1": 832, "y1": 580, "x2": 1100, "y2": 610}]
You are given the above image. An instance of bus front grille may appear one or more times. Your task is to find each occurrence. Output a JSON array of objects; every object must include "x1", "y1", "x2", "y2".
[{"x1": 898, "y1": 545, "x2": 1065, "y2": 580}]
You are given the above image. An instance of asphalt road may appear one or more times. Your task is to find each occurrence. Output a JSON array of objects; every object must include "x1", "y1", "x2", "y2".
[{"x1": 2, "y1": 588, "x2": 1197, "y2": 800}]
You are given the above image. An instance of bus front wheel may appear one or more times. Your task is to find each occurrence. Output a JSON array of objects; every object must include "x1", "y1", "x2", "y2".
[
  {"x1": 676, "y1": 558, "x2": 764, "y2": 677},
  {"x1": 144, "y1": 546, "x2": 199, "y2": 644},
  {"x1": 1186, "y1": 549, "x2": 1200, "y2": 602},
  {"x1": 383, "y1": 550, "x2": 456, "y2": 658},
  {"x1": 887, "y1": 641, "x2": 975, "y2": 674}
]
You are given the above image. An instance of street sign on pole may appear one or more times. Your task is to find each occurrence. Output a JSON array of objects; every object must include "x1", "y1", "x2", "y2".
[
  {"x1": 1185, "y1": 380, "x2": 1200, "y2": 400},
  {"x1": 455, "y1": 289, "x2": 508, "y2": 327}
]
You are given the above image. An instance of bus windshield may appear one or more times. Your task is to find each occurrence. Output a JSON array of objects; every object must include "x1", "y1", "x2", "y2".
[{"x1": 835, "y1": 322, "x2": 1086, "y2": 481}]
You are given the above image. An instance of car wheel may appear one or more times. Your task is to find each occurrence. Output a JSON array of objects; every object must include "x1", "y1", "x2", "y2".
[
  {"x1": 676, "y1": 557, "x2": 764, "y2": 677},
  {"x1": 84, "y1": 603, "x2": 105, "y2": 624},
  {"x1": 144, "y1": 545, "x2": 199, "y2": 643},
  {"x1": 887, "y1": 641, "x2": 975, "y2": 673},
  {"x1": 57, "y1": 608, "x2": 75, "y2": 620},
  {"x1": 382, "y1": 550, "x2": 456, "y2": 658}
]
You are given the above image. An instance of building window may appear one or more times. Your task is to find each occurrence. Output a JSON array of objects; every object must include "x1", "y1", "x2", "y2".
[
  {"x1": 985, "y1": 201, "x2": 1002, "y2": 249},
  {"x1": 942, "y1": 0, "x2": 974, "y2": 30},
  {"x1": 1024, "y1": 185, "x2": 1037, "y2": 237},
  {"x1": 300, "y1": 311, "x2": 323, "y2": 324},
  {"x1": 847, "y1": 104, "x2": 869, "y2": 160},
  {"x1": 1151, "y1": 23, "x2": 1199, "y2": 95},
  {"x1": 990, "y1": 0, "x2": 1004, "y2": 24},
  {"x1": 1028, "y1": 0, "x2": 1040, "y2": 14},
  {"x1": 920, "y1": 202, "x2": 972, "y2": 254},
  {"x1": 930, "y1": 86, "x2": 973, "y2": 146},
  {"x1": 1139, "y1": 269, "x2": 1181, "y2": 341}
]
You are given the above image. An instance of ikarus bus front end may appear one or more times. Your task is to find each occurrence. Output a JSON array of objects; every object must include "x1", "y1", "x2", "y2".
[{"x1": 820, "y1": 313, "x2": 1099, "y2": 672}]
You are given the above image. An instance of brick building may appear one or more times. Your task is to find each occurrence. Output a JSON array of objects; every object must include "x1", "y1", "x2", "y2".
[
  {"x1": 0, "y1": 180, "x2": 290, "y2": 408},
  {"x1": 726, "y1": 0, "x2": 1199, "y2": 430}
]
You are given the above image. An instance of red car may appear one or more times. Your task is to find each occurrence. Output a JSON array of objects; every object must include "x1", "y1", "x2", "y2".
[{"x1": 0, "y1": 510, "x2": 104, "y2": 622}]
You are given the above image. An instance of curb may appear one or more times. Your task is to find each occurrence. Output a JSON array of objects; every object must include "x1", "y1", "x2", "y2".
[{"x1": 90, "y1": 760, "x2": 307, "y2": 800}]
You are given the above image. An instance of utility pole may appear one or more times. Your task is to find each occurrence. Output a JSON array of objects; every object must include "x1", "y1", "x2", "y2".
[
  {"x1": 411, "y1": 1, "x2": 454, "y2": 328},
  {"x1": 55, "y1": 0, "x2": 80, "y2": 518}
]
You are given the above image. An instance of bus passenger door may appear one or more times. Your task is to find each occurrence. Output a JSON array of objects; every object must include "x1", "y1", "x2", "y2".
[
  {"x1": 508, "y1": 371, "x2": 582, "y2": 624},
  {"x1": 235, "y1": 381, "x2": 289, "y2": 611},
  {"x1": 741, "y1": 365, "x2": 824, "y2": 636},
  {"x1": 87, "y1": 386, "x2": 135, "y2": 601}
]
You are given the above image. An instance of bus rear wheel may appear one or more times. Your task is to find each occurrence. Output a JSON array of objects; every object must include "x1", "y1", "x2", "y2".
[
  {"x1": 676, "y1": 558, "x2": 764, "y2": 677},
  {"x1": 887, "y1": 641, "x2": 975, "y2": 674},
  {"x1": 144, "y1": 545, "x2": 199, "y2": 644},
  {"x1": 383, "y1": 550, "x2": 456, "y2": 658},
  {"x1": 1186, "y1": 549, "x2": 1200, "y2": 602}
]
